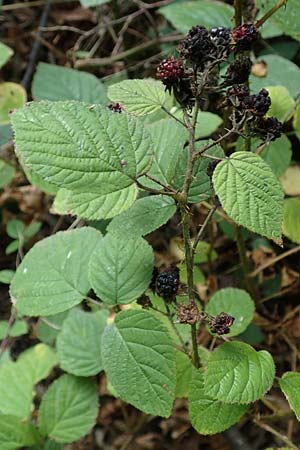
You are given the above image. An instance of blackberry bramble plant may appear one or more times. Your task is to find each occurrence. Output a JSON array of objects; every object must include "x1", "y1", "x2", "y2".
[{"x1": 1, "y1": 0, "x2": 300, "y2": 448}]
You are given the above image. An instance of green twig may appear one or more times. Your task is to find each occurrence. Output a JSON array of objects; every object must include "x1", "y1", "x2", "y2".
[
  {"x1": 255, "y1": 0, "x2": 287, "y2": 29},
  {"x1": 234, "y1": 0, "x2": 243, "y2": 27}
]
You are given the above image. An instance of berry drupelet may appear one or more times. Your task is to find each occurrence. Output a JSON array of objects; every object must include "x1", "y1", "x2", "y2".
[
  {"x1": 232, "y1": 23, "x2": 259, "y2": 51},
  {"x1": 226, "y1": 84, "x2": 250, "y2": 108},
  {"x1": 210, "y1": 26, "x2": 231, "y2": 56},
  {"x1": 223, "y1": 56, "x2": 252, "y2": 86},
  {"x1": 179, "y1": 25, "x2": 214, "y2": 66},
  {"x1": 253, "y1": 116, "x2": 283, "y2": 142},
  {"x1": 108, "y1": 102, "x2": 123, "y2": 113},
  {"x1": 243, "y1": 88, "x2": 271, "y2": 116},
  {"x1": 155, "y1": 266, "x2": 180, "y2": 302},
  {"x1": 156, "y1": 57, "x2": 185, "y2": 91}
]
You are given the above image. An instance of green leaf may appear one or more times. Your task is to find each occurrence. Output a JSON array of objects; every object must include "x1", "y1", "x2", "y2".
[
  {"x1": 189, "y1": 370, "x2": 248, "y2": 435},
  {"x1": 0, "y1": 124, "x2": 13, "y2": 147},
  {"x1": 38, "y1": 374, "x2": 99, "y2": 443},
  {"x1": 56, "y1": 309, "x2": 108, "y2": 376},
  {"x1": 0, "y1": 42, "x2": 13, "y2": 69},
  {"x1": 53, "y1": 184, "x2": 138, "y2": 220},
  {"x1": 175, "y1": 351, "x2": 196, "y2": 398},
  {"x1": 141, "y1": 119, "x2": 187, "y2": 188},
  {"x1": 80, "y1": 0, "x2": 109, "y2": 6},
  {"x1": 204, "y1": 341, "x2": 275, "y2": 404},
  {"x1": 24, "y1": 222, "x2": 42, "y2": 239},
  {"x1": 279, "y1": 372, "x2": 300, "y2": 421},
  {"x1": 107, "y1": 195, "x2": 176, "y2": 237},
  {"x1": 0, "y1": 82, "x2": 27, "y2": 125},
  {"x1": 205, "y1": 288, "x2": 255, "y2": 337},
  {"x1": 0, "y1": 415, "x2": 39, "y2": 450},
  {"x1": 0, "y1": 320, "x2": 28, "y2": 339},
  {"x1": 212, "y1": 151, "x2": 284, "y2": 242},
  {"x1": 5, "y1": 241, "x2": 19, "y2": 255},
  {"x1": 195, "y1": 111, "x2": 223, "y2": 139},
  {"x1": 11, "y1": 101, "x2": 152, "y2": 195},
  {"x1": 159, "y1": 0, "x2": 234, "y2": 33},
  {"x1": 32, "y1": 63, "x2": 107, "y2": 104},
  {"x1": 283, "y1": 198, "x2": 300, "y2": 243},
  {"x1": 256, "y1": 135, "x2": 292, "y2": 178},
  {"x1": 0, "y1": 270, "x2": 15, "y2": 284},
  {"x1": 194, "y1": 240, "x2": 218, "y2": 264},
  {"x1": 6, "y1": 219, "x2": 24, "y2": 239},
  {"x1": 0, "y1": 160, "x2": 15, "y2": 188},
  {"x1": 10, "y1": 227, "x2": 102, "y2": 316},
  {"x1": 266, "y1": 86, "x2": 295, "y2": 121},
  {"x1": 89, "y1": 234, "x2": 153, "y2": 305},
  {"x1": 250, "y1": 55, "x2": 300, "y2": 97},
  {"x1": 293, "y1": 103, "x2": 300, "y2": 140},
  {"x1": 108, "y1": 79, "x2": 169, "y2": 116},
  {"x1": 257, "y1": 0, "x2": 300, "y2": 42},
  {"x1": 0, "y1": 344, "x2": 57, "y2": 418},
  {"x1": 102, "y1": 309, "x2": 176, "y2": 417},
  {"x1": 37, "y1": 312, "x2": 69, "y2": 345}
]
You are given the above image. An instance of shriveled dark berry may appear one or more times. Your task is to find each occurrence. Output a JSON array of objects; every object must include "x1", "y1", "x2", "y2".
[
  {"x1": 252, "y1": 116, "x2": 283, "y2": 142},
  {"x1": 155, "y1": 266, "x2": 180, "y2": 301},
  {"x1": 232, "y1": 23, "x2": 259, "y2": 50},
  {"x1": 156, "y1": 57, "x2": 184, "y2": 90},
  {"x1": 176, "y1": 301, "x2": 200, "y2": 325},
  {"x1": 108, "y1": 102, "x2": 123, "y2": 113},
  {"x1": 137, "y1": 294, "x2": 152, "y2": 309},
  {"x1": 210, "y1": 312, "x2": 235, "y2": 335},
  {"x1": 243, "y1": 88, "x2": 271, "y2": 116},
  {"x1": 226, "y1": 84, "x2": 250, "y2": 108},
  {"x1": 223, "y1": 56, "x2": 252, "y2": 85},
  {"x1": 210, "y1": 26, "x2": 231, "y2": 57},
  {"x1": 179, "y1": 25, "x2": 214, "y2": 65}
]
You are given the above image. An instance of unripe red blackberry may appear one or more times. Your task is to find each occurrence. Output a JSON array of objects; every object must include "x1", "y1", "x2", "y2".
[
  {"x1": 108, "y1": 102, "x2": 123, "y2": 113},
  {"x1": 156, "y1": 57, "x2": 184, "y2": 90},
  {"x1": 232, "y1": 23, "x2": 259, "y2": 50},
  {"x1": 210, "y1": 312, "x2": 235, "y2": 335},
  {"x1": 253, "y1": 116, "x2": 283, "y2": 142},
  {"x1": 179, "y1": 25, "x2": 213, "y2": 65},
  {"x1": 155, "y1": 266, "x2": 180, "y2": 301},
  {"x1": 223, "y1": 56, "x2": 252, "y2": 85},
  {"x1": 243, "y1": 88, "x2": 271, "y2": 116}
]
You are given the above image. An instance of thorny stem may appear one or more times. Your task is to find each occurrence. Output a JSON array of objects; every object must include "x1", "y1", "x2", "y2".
[
  {"x1": 234, "y1": 0, "x2": 243, "y2": 27},
  {"x1": 253, "y1": 420, "x2": 299, "y2": 450},
  {"x1": 255, "y1": 0, "x2": 287, "y2": 29},
  {"x1": 235, "y1": 225, "x2": 259, "y2": 301}
]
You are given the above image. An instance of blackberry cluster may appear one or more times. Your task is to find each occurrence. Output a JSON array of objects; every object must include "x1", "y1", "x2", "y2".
[
  {"x1": 179, "y1": 25, "x2": 214, "y2": 66},
  {"x1": 226, "y1": 84, "x2": 250, "y2": 108},
  {"x1": 223, "y1": 56, "x2": 252, "y2": 86},
  {"x1": 252, "y1": 116, "x2": 283, "y2": 142},
  {"x1": 243, "y1": 88, "x2": 271, "y2": 116},
  {"x1": 155, "y1": 266, "x2": 180, "y2": 301},
  {"x1": 108, "y1": 102, "x2": 123, "y2": 113},
  {"x1": 209, "y1": 312, "x2": 235, "y2": 335},
  {"x1": 210, "y1": 26, "x2": 231, "y2": 57},
  {"x1": 231, "y1": 23, "x2": 259, "y2": 51}
]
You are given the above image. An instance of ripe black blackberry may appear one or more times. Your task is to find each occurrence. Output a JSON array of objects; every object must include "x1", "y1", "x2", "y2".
[
  {"x1": 253, "y1": 116, "x2": 283, "y2": 142},
  {"x1": 156, "y1": 57, "x2": 184, "y2": 91},
  {"x1": 223, "y1": 56, "x2": 252, "y2": 86},
  {"x1": 232, "y1": 23, "x2": 259, "y2": 51},
  {"x1": 243, "y1": 88, "x2": 271, "y2": 116},
  {"x1": 155, "y1": 266, "x2": 180, "y2": 301},
  {"x1": 179, "y1": 25, "x2": 214, "y2": 66},
  {"x1": 210, "y1": 26, "x2": 231, "y2": 57},
  {"x1": 226, "y1": 84, "x2": 250, "y2": 108},
  {"x1": 108, "y1": 102, "x2": 123, "y2": 113}
]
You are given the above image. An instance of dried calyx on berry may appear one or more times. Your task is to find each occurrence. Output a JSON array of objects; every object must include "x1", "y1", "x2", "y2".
[
  {"x1": 226, "y1": 84, "x2": 250, "y2": 108},
  {"x1": 155, "y1": 266, "x2": 180, "y2": 302},
  {"x1": 251, "y1": 116, "x2": 283, "y2": 142},
  {"x1": 223, "y1": 56, "x2": 252, "y2": 86},
  {"x1": 176, "y1": 300, "x2": 200, "y2": 325},
  {"x1": 243, "y1": 88, "x2": 271, "y2": 116},
  {"x1": 231, "y1": 23, "x2": 259, "y2": 51},
  {"x1": 108, "y1": 102, "x2": 123, "y2": 113},
  {"x1": 209, "y1": 312, "x2": 235, "y2": 335},
  {"x1": 179, "y1": 25, "x2": 214, "y2": 66}
]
